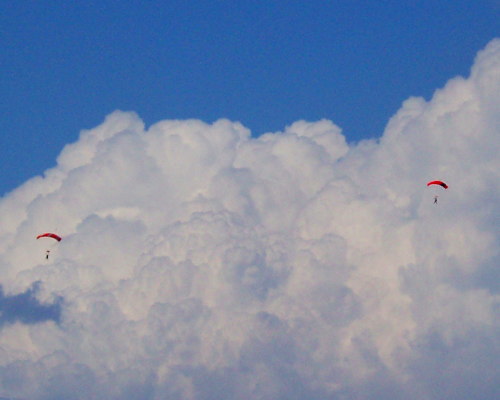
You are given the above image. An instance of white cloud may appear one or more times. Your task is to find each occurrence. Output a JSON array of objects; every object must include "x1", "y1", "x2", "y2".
[{"x1": 0, "y1": 39, "x2": 498, "y2": 399}]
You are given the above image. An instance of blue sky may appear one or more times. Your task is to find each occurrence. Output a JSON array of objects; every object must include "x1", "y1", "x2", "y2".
[{"x1": 1, "y1": 0, "x2": 498, "y2": 196}]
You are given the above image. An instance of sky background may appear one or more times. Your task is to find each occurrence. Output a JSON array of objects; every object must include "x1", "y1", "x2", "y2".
[
  {"x1": 0, "y1": 2, "x2": 499, "y2": 400},
  {"x1": 1, "y1": 0, "x2": 499, "y2": 196}
]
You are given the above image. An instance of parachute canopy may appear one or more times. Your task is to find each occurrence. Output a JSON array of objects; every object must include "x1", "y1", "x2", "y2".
[
  {"x1": 36, "y1": 233, "x2": 62, "y2": 242},
  {"x1": 427, "y1": 180, "x2": 448, "y2": 189}
]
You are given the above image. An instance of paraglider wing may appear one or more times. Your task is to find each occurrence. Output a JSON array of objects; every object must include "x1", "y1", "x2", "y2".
[
  {"x1": 427, "y1": 180, "x2": 448, "y2": 189},
  {"x1": 36, "y1": 233, "x2": 62, "y2": 241}
]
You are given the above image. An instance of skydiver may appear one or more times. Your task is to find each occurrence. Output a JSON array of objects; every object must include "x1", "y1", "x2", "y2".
[
  {"x1": 45, "y1": 250, "x2": 50, "y2": 260},
  {"x1": 434, "y1": 195, "x2": 438, "y2": 204}
]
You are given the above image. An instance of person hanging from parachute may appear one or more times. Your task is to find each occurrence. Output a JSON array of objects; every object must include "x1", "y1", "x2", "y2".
[
  {"x1": 427, "y1": 180, "x2": 448, "y2": 204},
  {"x1": 36, "y1": 233, "x2": 62, "y2": 260}
]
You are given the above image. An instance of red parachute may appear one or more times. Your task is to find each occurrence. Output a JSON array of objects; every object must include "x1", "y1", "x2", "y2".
[
  {"x1": 427, "y1": 180, "x2": 448, "y2": 189},
  {"x1": 36, "y1": 233, "x2": 62, "y2": 242}
]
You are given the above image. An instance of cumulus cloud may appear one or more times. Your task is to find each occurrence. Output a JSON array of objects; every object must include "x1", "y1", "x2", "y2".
[{"x1": 0, "y1": 39, "x2": 498, "y2": 399}]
